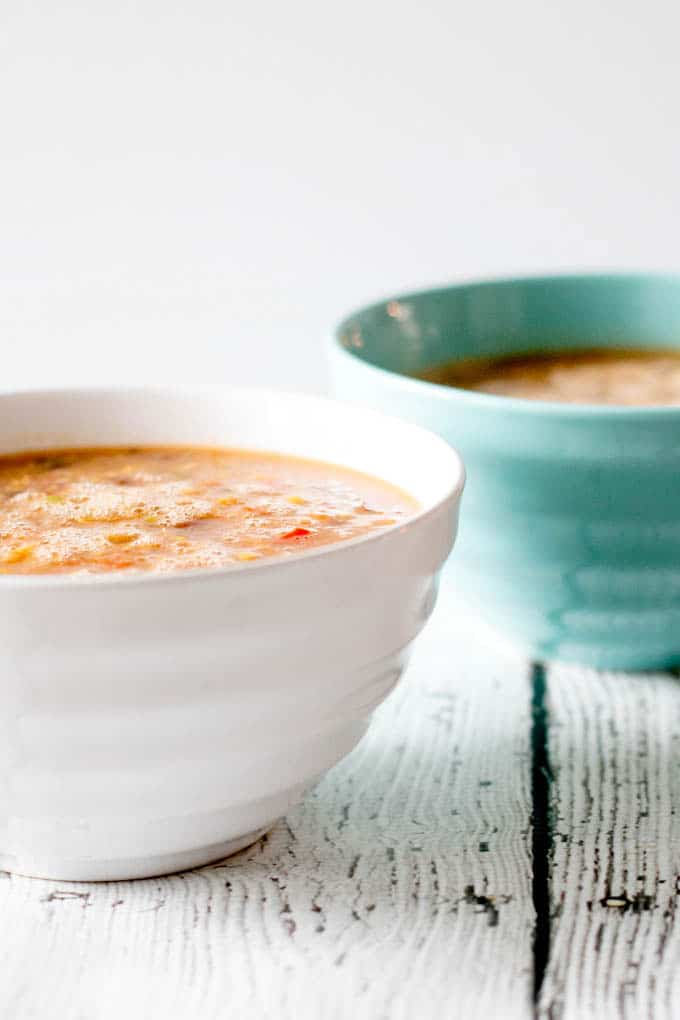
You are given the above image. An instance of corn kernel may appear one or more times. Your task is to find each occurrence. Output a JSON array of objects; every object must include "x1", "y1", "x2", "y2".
[{"x1": 3, "y1": 545, "x2": 34, "y2": 564}]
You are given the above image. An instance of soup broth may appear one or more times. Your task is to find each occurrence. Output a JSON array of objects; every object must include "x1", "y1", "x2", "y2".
[
  {"x1": 0, "y1": 446, "x2": 418, "y2": 575},
  {"x1": 418, "y1": 347, "x2": 680, "y2": 405}
]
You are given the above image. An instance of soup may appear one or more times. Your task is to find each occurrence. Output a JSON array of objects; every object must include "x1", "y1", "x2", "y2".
[
  {"x1": 0, "y1": 446, "x2": 417, "y2": 575},
  {"x1": 418, "y1": 348, "x2": 680, "y2": 405}
]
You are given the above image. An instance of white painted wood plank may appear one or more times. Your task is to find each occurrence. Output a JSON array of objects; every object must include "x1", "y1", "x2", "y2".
[
  {"x1": 539, "y1": 664, "x2": 680, "y2": 1020},
  {"x1": 0, "y1": 584, "x2": 534, "y2": 1020}
]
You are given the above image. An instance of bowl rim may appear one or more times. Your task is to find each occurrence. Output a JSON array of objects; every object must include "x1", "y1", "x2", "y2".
[
  {"x1": 331, "y1": 270, "x2": 680, "y2": 420},
  {"x1": 0, "y1": 383, "x2": 465, "y2": 590}
]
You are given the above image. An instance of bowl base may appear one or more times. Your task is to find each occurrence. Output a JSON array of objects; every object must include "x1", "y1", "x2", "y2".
[{"x1": 0, "y1": 824, "x2": 273, "y2": 883}]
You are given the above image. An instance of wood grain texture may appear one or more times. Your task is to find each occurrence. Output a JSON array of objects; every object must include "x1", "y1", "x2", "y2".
[
  {"x1": 0, "y1": 587, "x2": 534, "y2": 1020},
  {"x1": 538, "y1": 664, "x2": 680, "y2": 1020}
]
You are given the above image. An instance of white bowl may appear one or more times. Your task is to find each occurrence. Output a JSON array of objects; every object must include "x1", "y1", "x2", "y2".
[{"x1": 0, "y1": 386, "x2": 464, "y2": 881}]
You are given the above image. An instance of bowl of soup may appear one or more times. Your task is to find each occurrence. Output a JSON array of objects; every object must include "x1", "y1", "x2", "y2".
[
  {"x1": 0, "y1": 385, "x2": 464, "y2": 880},
  {"x1": 330, "y1": 273, "x2": 680, "y2": 670}
]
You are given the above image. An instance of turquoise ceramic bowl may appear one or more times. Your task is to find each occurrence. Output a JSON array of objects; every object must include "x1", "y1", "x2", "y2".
[{"x1": 330, "y1": 274, "x2": 680, "y2": 670}]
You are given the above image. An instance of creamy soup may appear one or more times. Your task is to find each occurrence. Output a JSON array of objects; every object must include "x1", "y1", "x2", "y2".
[
  {"x1": 0, "y1": 447, "x2": 417, "y2": 575},
  {"x1": 418, "y1": 348, "x2": 680, "y2": 405}
]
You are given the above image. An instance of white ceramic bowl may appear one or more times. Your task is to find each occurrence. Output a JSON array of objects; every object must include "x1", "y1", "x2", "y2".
[{"x1": 0, "y1": 386, "x2": 464, "y2": 881}]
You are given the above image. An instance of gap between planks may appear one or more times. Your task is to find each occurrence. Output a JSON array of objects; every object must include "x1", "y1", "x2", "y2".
[{"x1": 530, "y1": 662, "x2": 553, "y2": 1004}]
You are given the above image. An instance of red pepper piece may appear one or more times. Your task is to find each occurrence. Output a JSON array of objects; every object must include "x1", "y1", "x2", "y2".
[{"x1": 280, "y1": 527, "x2": 311, "y2": 540}]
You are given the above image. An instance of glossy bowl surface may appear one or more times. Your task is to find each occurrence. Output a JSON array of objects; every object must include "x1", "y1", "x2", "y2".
[
  {"x1": 330, "y1": 273, "x2": 680, "y2": 670},
  {"x1": 0, "y1": 386, "x2": 464, "y2": 880}
]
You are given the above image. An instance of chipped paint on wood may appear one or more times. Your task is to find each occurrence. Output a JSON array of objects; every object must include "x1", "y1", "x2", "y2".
[{"x1": 538, "y1": 665, "x2": 680, "y2": 1019}]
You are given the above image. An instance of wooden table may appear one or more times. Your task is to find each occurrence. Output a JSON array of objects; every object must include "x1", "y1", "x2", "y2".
[{"x1": 2, "y1": 572, "x2": 679, "y2": 1020}]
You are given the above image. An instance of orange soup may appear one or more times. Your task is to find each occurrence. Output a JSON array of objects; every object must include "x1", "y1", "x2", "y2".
[
  {"x1": 0, "y1": 447, "x2": 417, "y2": 575},
  {"x1": 418, "y1": 348, "x2": 680, "y2": 405}
]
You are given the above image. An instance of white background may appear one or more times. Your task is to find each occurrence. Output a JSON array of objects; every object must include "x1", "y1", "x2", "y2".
[{"x1": 2, "y1": 0, "x2": 679, "y2": 394}]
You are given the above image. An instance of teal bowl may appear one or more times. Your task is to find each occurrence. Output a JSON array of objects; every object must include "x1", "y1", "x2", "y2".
[{"x1": 329, "y1": 273, "x2": 680, "y2": 670}]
